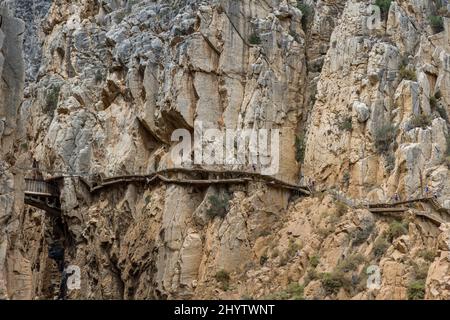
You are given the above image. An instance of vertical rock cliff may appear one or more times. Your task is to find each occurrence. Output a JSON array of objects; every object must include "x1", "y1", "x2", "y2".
[
  {"x1": 0, "y1": 0, "x2": 450, "y2": 300},
  {"x1": 0, "y1": 2, "x2": 25, "y2": 299}
]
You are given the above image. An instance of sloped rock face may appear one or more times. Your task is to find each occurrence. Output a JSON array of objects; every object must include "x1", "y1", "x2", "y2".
[{"x1": 1, "y1": 0, "x2": 450, "y2": 300}]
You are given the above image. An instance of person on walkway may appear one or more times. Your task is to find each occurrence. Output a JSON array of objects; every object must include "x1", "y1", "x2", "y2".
[
  {"x1": 299, "y1": 173, "x2": 304, "y2": 185},
  {"x1": 394, "y1": 193, "x2": 400, "y2": 202},
  {"x1": 425, "y1": 185, "x2": 429, "y2": 197}
]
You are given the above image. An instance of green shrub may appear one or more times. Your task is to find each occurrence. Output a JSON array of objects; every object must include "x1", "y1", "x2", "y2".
[
  {"x1": 286, "y1": 283, "x2": 304, "y2": 300},
  {"x1": 445, "y1": 135, "x2": 450, "y2": 168},
  {"x1": 295, "y1": 135, "x2": 306, "y2": 163},
  {"x1": 437, "y1": 105, "x2": 449, "y2": 122},
  {"x1": 279, "y1": 255, "x2": 289, "y2": 266},
  {"x1": 429, "y1": 15, "x2": 444, "y2": 33},
  {"x1": 309, "y1": 255, "x2": 320, "y2": 268},
  {"x1": 431, "y1": 91, "x2": 448, "y2": 121},
  {"x1": 374, "y1": 123, "x2": 397, "y2": 154},
  {"x1": 446, "y1": 135, "x2": 450, "y2": 157},
  {"x1": 215, "y1": 270, "x2": 230, "y2": 291},
  {"x1": 373, "y1": 236, "x2": 389, "y2": 258},
  {"x1": 342, "y1": 171, "x2": 350, "y2": 187},
  {"x1": 286, "y1": 240, "x2": 301, "y2": 259},
  {"x1": 318, "y1": 227, "x2": 334, "y2": 238},
  {"x1": 249, "y1": 33, "x2": 261, "y2": 45},
  {"x1": 95, "y1": 70, "x2": 105, "y2": 83},
  {"x1": 399, "y1": 65, "x2": 417, "y2": 81},
  {"x1": 385, "y1": 152, "x2": 396, "y2": 173},
  {"x1": 304, "y1": 268, "x2": 319, "y2": 285},
  {"x1": 266, "y1": 282, "x2": 304, "y2": 300},
  {"x1": 45, "y1": 85, "x2": 61, "y2": 114},
  {"x1": 407, "y1": 280, "x2": 425, "y2": 300},
  {"x1": 336, "y1": 201, "x2": 348, "y2": 216},
  {"x1": 321, "y1": 271, "x2": 350, "y2": 295},
  {"x1": 387, "y1": 220, "x2": 408, "y2": 241},
  {"x1": 207, "y1": 192, "x2": 231, "y2": 218},
  {"x1": 20, "y1": 143, "x2": 28, "y2": 151},
  {"x1": 337, "y1": 254, "x2": 365, "y2": 273},
  {"x1": 419, "y1": 249, "x2": 436, "y2": 263},
  {"x1": 215, "y1": 270, "x2": 230, "y2": 282},
  {"x1": 375, "y1": 0, "x2": 392, "y2": 18},
  {"x1": 412, "y1": 262, "x2": 430, "y2": 281},
  {"x1": 410, "y1": 114, "x2": 432, "y2": 129},
  {"x1": 338, "y1": 116, "x2": 353, "y2": 131},
  {"x1": 429, "y1": 95, "x2": 438, "y2": 109},
  {"x1": 435, "y1": 89, "x2": 442, "y2": 99},
  {"x1": 352, "y1": 221, "x2": 375, "y2": 246},
  {"x1": 297, "y1": 2, "x2": 314, "y2": 30}
]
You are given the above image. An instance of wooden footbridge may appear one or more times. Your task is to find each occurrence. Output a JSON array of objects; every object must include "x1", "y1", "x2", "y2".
[
  {"x1": 367, "y1": 197, "x2": 450, "y2": 225},
  {"x1": 24, "y1": 168, "x2": 312, "y2": 213},
  {"x1": 23, "y1": 168, "x2": 450, "y2": 226},
  {"x1": 24, "y1": 178, "x2": 61, "y2": 215}
]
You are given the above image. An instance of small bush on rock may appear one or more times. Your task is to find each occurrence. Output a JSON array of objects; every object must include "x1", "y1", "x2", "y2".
[
  {"x1": 215, "y1": 270, "x2": 230, "y2": 291},
  {"x1": 429, "y1": 15, "x2": 444, "y2": 33},
  {"x1": 374, "y1": 123, "x2": 397, "y2": 154},
  {"x1": 407, "y1": 280, "x2": 425, "y2": 300},
  {"x1": 410, "y1": 114, "x2": 432, "y2": 129},
  {"x1": 387, "y1": 220, "x2": 408, "y2": 241},
  {"x1": 207, "y1": 192, "x2": 231, "y2": 218},
  {"x1": 249, "y1": 33, "x2": 261, "y2": 45},
  {"x1": 373, "y1": 236, "x2": 389, "y2": 258},
  {"x1": 376, "y1": 0, "x2": 392, "y2": 18}
]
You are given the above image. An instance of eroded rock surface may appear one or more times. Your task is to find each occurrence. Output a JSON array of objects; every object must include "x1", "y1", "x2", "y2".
[{"x1": 0, "y1": 0, "x2": 450, "y2": 300}]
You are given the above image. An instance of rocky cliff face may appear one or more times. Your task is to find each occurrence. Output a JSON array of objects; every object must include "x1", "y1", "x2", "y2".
[
  {"x1": 0, "y1": 0, "x2": 450, "y2": 300},
  {"x1": 0, "y1": 3, "x2": 26, "y2": 299}
]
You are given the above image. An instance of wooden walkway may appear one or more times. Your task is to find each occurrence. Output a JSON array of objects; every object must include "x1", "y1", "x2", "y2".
[
  {"x1": 367, "y1": 196, "x2": 450, "y2": 225},
  {"x1": 24, "y1": 179, "x2": 61, "y2": 215},
  {"x1": 24, "y1": 168, "x2": 311, "y2": 213},
  {"x1": 47, "y1": 168, "x2": 312, "y2": 195},
  {"x1": 24, "y1": 169, "x2": 449, "y2": 227}
]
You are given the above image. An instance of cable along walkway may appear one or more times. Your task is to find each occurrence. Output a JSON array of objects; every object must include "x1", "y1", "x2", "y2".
[
  {"x1": 23, "y1": 168, "x2": 449, "y2": 226},
  {"x1": 24, "y1": 168, "x2": 312, "y2": 213}
]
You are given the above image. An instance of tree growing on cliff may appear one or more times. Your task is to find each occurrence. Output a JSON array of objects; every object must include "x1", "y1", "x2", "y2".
[
  {"x1": 374, "y1": 123, "x2": 397, "y2": 154},
  {"x1": 207, "y1": 191, "x2": 231, "y2": 218}
]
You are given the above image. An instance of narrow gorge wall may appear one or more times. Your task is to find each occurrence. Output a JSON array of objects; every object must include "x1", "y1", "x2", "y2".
[
  {"x1": 0, "y1": 2, "x2": 25, "y2": 299},
  {"x1": 1, "y1": 0, "x2": 450, "y2": 300}
]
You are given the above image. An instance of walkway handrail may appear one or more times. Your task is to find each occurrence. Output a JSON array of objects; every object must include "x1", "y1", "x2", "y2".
[
  {"x1": 47, "y1": 168, "x2": 311, "y2": 195},
  {"x1": 24, "y1": 179, "x2": 59, "y2": 197}
]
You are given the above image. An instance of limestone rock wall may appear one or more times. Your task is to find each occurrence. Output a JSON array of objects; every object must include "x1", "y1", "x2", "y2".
[
  {"x1": 0, "y1": 2, "x2": 27, "y2": 299},
  {"x1": 1, "y1": 0, "x2": 450, "y2": 300}
]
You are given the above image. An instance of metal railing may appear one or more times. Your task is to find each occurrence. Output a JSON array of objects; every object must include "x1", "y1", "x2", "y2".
[{"x1": 24, "y1": 179, "x2": 59, "y2": 197}]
